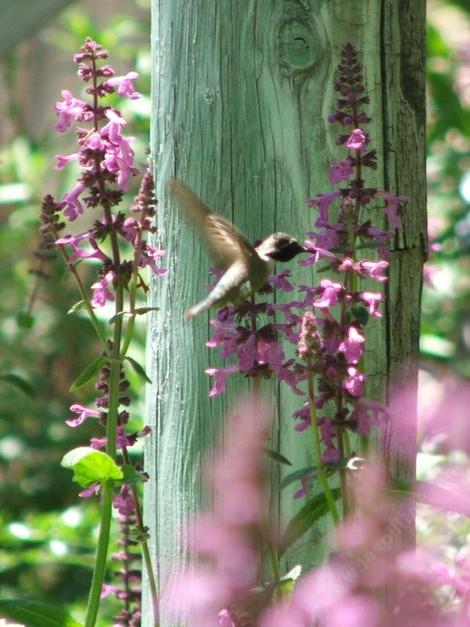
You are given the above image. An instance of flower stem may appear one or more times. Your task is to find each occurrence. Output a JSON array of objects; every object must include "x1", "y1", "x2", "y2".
[
  {"x1": 307, "y1": 372, "x2": 339, "y2": 523},
  {"x1": 84, "y1": 481, "x2": 114, "y2": 627}
]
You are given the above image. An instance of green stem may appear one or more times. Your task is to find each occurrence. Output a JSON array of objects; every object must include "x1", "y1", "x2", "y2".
[
  {"x1": 266, "y1": 536, "x2": 281, "y2": 587},
  {"x1": 307, "y1": 372, "x2": 340, "y2": 523},
  {"x1": 84, "y1": 481, "x2": 114, "y2": 627},
  {"x1": 58, "y1": 246, "x2": 109, "y2": 352}
]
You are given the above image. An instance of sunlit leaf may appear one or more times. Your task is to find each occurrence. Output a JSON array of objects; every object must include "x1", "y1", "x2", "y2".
[{"x1": 61, "y1": 447, "x2": 123, "y2": 487}]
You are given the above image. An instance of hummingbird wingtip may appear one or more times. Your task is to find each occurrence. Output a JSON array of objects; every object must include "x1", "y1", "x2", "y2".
[{"x1": 184, "y1": 307, "x2": 195, "y2": 320}]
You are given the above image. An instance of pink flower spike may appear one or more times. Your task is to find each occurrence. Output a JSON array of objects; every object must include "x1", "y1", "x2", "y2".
[
  {"x1": 346, "y1": 127, "x2": 367, "y2": 151},
  {"x1": 103, "y1": 71, "x2": 141, "y2": 99},
  {"x1": 66, "y1": 403, "x2": 101, "y2": 427},
  {"x1": 91, "y1": 271, "x2": 116, "y2": 308}
]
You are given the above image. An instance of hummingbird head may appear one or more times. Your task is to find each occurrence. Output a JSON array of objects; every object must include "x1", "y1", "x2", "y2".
[{"x1": 256, "y1": 232, "x2": 307, "y2": 262}]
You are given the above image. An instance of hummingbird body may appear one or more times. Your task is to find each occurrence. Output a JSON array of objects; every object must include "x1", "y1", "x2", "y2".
[{"x1": 168, "y1": 179, "x2": 306, "y2": 318}]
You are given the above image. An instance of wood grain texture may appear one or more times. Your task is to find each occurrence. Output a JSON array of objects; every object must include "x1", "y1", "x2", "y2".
[{"x1": 145, "y1": 1, "x2": 426, "y2": 623}]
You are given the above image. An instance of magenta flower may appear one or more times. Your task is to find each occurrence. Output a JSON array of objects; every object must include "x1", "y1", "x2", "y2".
[
  {"x1": 307, "y1": 190, "x2": 341, "y2": 227},
  {"x1": 54, "y1": 152, "x2": 79, "y2": 170},
  {"x1": 103, "y1": 71, "x2": 141, "y2": 99},
  {"x1": 54, "y1": 89, "x2": 87, "y2": 131},
  {"x1": 343, "y1": 366, "x2": 365, "y2": 397},
  {"x1": 338, "y1": 325, "x2": 365, "y2": 363},
  {"x1": 329, "y1": 159, "x2": 353, "y2": 183},
  {"x1": 313, "y1": 279, "x2": 343, "y2": 309},
  {"x1": 66, "y1": 403, "x2": 102, "y2": 427},
  {"x1": 358, "y1": 291, "x2": 383, "y2": 317},
  {"x1": 62, "y1": 181, "x2": 86, "y2": 221},
  {"x1": 346, "y1": 127, "x2": 367, "y2": 151},
  {"x1": 205, "y1": 365, "x2": 239, "y2": 397},
  {"x1": 358, "y1": 259, "x2": 389, "y2": 282},
  {"x1": 91, "y1": 271, "x2": 116, "y2": 307},
  {"x1": 376, "y1": 190, "x2": 407, "y2": 228}
]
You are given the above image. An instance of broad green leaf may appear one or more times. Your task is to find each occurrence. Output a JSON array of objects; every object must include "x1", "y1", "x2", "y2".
[
  {"x1": 69, "y1": 355, "x2": 107, "y2": 392},
  {"x1": 264, "y1": 448, "x2": 292, "y2": 466},
  {"x1": 0, "y1": 373, "x2": 36, "y2": 398},
  {"x1": 0, "y1": 599, "x2": 81, "y2": 627},
  {"x1": 61, "y1": 447, "x2": 123, "y2": 487},
  {"x1": 280, "y1": 488, "x2": 341, "y2": 554},
  {"x1": 124, "y1": 356, "x2": 151, "y2": 384},
  {"x1": 281, "y1": 466, "x2": 316, "y2": 490}
]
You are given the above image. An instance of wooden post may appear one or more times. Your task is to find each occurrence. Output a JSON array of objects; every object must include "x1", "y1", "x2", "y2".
[{"x1": 144, "y1": 1, "x2": 426, "y2": 623}]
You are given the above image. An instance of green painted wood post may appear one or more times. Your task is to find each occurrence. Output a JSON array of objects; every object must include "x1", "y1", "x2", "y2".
[{"x1": 144, "y1": 1, "x2": 426, "y2": 624}]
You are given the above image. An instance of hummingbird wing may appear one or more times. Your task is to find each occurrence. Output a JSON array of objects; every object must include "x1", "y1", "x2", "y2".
[{"x1": 168, "y1": 178, "x2": 256, "y2": 271}]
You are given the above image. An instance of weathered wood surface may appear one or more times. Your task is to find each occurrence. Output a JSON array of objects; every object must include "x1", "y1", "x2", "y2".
[{"x1": 145, "y1": 1, "x2": 426, "y2": 624}]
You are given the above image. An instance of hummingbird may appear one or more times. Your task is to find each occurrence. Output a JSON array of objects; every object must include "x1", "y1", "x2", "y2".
[{"x1": 168, "y1": 178, "x2": 307, "y2": 318}]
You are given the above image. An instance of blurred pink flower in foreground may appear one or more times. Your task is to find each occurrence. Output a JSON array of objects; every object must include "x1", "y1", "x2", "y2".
[{"x1": 164, "y1": 396, "x2": 271, "y2": 626}]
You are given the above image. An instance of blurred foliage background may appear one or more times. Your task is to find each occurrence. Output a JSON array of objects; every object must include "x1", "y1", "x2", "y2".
[
  {"x1": 0, "y1": 0, "x2": 468, "y2": 624},
  {"x1": 0, "y1": 1, "x2": 150, "y2": 624}
]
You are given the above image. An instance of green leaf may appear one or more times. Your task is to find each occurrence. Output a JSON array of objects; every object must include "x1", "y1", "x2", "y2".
[
  {"x1": 0, "y1": 599, "x2": 81, "y2": 627},
  {"x1": 69, "y1": 355, "x2": 107, "y2": 392},
  {"x1": 109, "y1": 306, "x2": 160, "y2": 324},
  {"x1": 16, "y1": 311, "x2": 34, "y2": 329},
  {"x1": 0, "y1": 373, "x2": 36, "y2": 398},
  {"x1": 280, "y1": 466, "x2": 316, "y2": 490},
  {"x1": 67, "y1": 299, "x2": 87, "y2": 314},
  {"x1": 264, "y1": 448, "x2": 292, "y2": 466},
  {"x1": 61, "y1": 447, "x2": 123, "y2": 488},
  {"x1": 280, "y1": 488, "x2": 341, "y2": 554},
  {"x1": 124, "y1": 356, "x2": 151, "y2": 384},
  {"x1": 133, "y1": 306, "x2": 160, "y2": 315},
  {"x1": 109, "y1": 311, "x2": 130, "y2": 324}
]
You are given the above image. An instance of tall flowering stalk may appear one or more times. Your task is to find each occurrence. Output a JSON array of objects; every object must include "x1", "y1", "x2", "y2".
[
  {"x1": 40, "y1": 38, "x2": 163, "y2": 627},
  {"x1": 204, "y1": 43, "x2": 404, "y2": 520}
]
